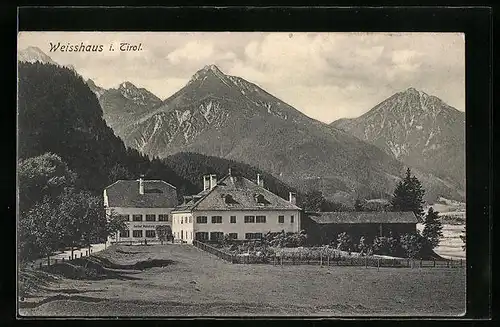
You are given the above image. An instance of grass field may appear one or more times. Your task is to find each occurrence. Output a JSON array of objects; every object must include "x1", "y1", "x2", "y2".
[{"x1": 18, "y1": 244, "x2": 466, "y2": 317}]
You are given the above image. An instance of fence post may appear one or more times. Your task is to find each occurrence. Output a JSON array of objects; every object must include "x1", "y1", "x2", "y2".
[
  {"x1": 320, "y1": 252, "x2": 323, "y2": 267},
  {"x1": 420, "y1": 259, "x2": 422, "y2": 268},
  {"x1": 460, "y1": 259, "x2": 463, "y2": 268},
  {"x1": 365, "y1": 256, "x2": 367, "y2": 268},
  {"x1": 281, "y1": 255, "x2": 283, "y2": 266},
  {"x1": 447, "y1": 260, "x2": 450, "y2": 268},
  {"x1": 433, "y1": 259, "x2": 436, "y2": 268},
  {"x1": 327, "y1": 254, "x2": 330, "y2": 266},
  {"x1": 39, "y1": 262, "x2": 42, "y2": 269},
  {"x1": 377, "y1": 258, "x2": 380, "y2": 271},
  {"x1": 69, "y1": 255, "x2": 71, "y2": 261}
]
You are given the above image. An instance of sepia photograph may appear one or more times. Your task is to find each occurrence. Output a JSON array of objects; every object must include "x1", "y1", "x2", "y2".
[{"x1": 17, "y1": 31, "x2": 466, "y2": 317}]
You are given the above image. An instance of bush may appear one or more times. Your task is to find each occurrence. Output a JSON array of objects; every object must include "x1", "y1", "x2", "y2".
[
  {"x1": 372, "y1": 236, "x2": 400, "y2": 256},
  {"x1": 358, "y1": 236, "x2": 373, "y2": 256},
  {"x1": 336, "y1": 232, "x2": 353, "y2": 252},
  {"x1": 400, "y1": 233, "x2": 425, "y2": 259}
]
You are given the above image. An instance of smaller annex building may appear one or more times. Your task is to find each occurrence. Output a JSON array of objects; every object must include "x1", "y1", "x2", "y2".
[
  {"x1": 302, "y1": 211, "x2": 418, "y2": 245},
  {"x1": 104, "y1": 177, "x2": 178, "y2": 243},
  {"x1": 171, "y1": 171, "x2": 302, "y2": 244}
]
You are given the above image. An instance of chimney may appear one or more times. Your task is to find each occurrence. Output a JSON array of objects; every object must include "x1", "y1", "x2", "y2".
[
  {"x1": 203, "y1": 175, "x2": 211, "y2": 191},
  {"x1": 139, "y1": 175, "x2": 144, "y2": 195},
  {"x1": 209, "y1": 174, "x2": 217, "y2": 189},
  {"x1": 289, "y1": 192, "x2": 297, "y2": 205},
  {"x1": 257, "y1": 174, "x2": 264, "y2": 188}
]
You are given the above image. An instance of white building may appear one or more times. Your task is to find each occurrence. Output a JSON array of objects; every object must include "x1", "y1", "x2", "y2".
[
  {"x1": 103, "y1": 178, "x2": 178, "y2": 243},
  {"x1": 171, "y1": 171, "x2": 302, "y2": 244}
]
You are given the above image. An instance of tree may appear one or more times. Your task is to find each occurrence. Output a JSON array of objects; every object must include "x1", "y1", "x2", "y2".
[
  {"x1": 18, "y1": 153, "x2": 76, "y2": 214},
  {"x1": 105, "y1": 210, "x2": 129, "y2": 242},
  {"x1": 156, "y1": 225, "x2": 172, "y2": 245},
  {"x1": 422, "y1": 207, "x2": 443, "y2": 249},
  {"x1": 400, "y1": 232, "x2": 424, "y2": 259},
  {"x1": 18, "y1": 196, "x2": 61, "y2": 263},
  {"x1": 56, "y1": 189, "x2": 105, "y2": 258},
  {"x1": 391, "y1": 168, "x2": 425, "y2": 220},
  {"x1": 460, "y1": 226, "x2": 466, "y2": 251}
]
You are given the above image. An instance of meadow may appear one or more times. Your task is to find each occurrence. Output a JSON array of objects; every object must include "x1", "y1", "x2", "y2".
[{"x1": 19, "y1": 243, "x2": 466, "y2": 317}]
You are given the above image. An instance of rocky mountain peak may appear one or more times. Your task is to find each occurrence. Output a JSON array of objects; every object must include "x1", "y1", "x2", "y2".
[{"x1": 18, "y1": 46, "x2": 57, "y2": 65}]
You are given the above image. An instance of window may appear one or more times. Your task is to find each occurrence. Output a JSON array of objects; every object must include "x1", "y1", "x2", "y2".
[
  {"x1": 278, "y1": 215, "x2": 284, "y2": 223},
  {"x1": 132, "y1": 230, "x2": 143, "y2": 238},
  {"x1": 245, "y1": 232, "x2": 263, "y2": 240},
  {"x1": 210, "y1": 232, "x2": 224, "y2": 241},
  {"x1": 118, "y1": 214, "x2": 130, "y2": 221},
  {"x1": 228, "y1": 233, "x2": 238, "y2": 239},
  {"x1": 291, "y1": 215, "x2": 294, "y2": 223},
  {"x1": 195, "y1": 232, "x2": 209, "y2": 241},
  {"x1": 189, "y1": 216, "x2": 192, "y2": 223},
  {"x1": 244, "y1": 215, "x2": 255, "y2": 223},
  {"x1": 256, "y1": 215, "x2": 266, "y2": 223},
  {"x1": 181, "y1": 217, "x2": 183, "y2": 224},
  {"x1": 132, "y1": 214, "x2": 143, "y2": 222},
  {"x1": 211, "y1": 216, "x2": 222, "y2": 223},
  {"x1": 145, "y1": 214, "x2": 156, "y2": 222},
  {"x1": 185, "y1": 217, "x2": 189, "y2": 223},
  {"x1": 230, "y1": 216, "x2": 236, "y2": 223},
  {"x1": 158, "y1": 214, "x2": 169, "y2": 222},
  {"x1": 146, "y1": 230, "x2": 156, "y2": 238},
  {"x1": 196, "y1": 216, "x2": 207, "y2": 224},
  {"x1": 119, "y1": 230, "x2": 130, "y2": 238}
]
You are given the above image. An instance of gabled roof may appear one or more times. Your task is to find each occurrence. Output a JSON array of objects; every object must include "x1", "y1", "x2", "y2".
[
  {"x1": 173, "y1": 175, "x2": 301, "y2": 212},
  {"x1": 308, "y1": 211, "x2": 418, "y2": 224},
  {"x1": 104, "y1": 180, "x2": 177, "y2": 208}
]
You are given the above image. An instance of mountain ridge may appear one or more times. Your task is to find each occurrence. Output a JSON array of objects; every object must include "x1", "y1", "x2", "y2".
[{"x1": 330, "y1": 86, "x2": 465, "y2": 196}]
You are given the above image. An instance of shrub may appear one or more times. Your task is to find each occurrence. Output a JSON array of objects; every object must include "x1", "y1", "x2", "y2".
[
  {"x1": 400, "y1": 232, "x2": 425, "y2": 259},
  {"x1": 336, "y1": 232, "x2": 353, "y2": 252},
  {"x1": 358, "y1": 236, "x2": 373, "y2": 256},
  {"x1": 372, "y1": 236, "x2": 400, "y2": 256}
]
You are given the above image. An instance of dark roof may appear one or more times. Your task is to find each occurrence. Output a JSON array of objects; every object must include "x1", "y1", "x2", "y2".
[
  {"x1": 173, "y1": 175, "x2": 301, "y2": 212},
  {"x1": 105, "y1": 180, "x2": 177, "y2": 208},
  {"x1": 308, "y1": 211, "x2": 418, "y2": 224}
]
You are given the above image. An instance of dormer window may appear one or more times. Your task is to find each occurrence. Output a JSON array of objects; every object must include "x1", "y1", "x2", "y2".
[
  {"x1": 223, "y1": 194, "x2": 239, "y2": 206},
  {"x1": 254, "y1": 193, "x2": 270, "y2": 206}
]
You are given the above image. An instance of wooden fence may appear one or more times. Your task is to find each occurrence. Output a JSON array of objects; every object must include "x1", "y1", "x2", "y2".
[{"x1": 192, "y1": 240, "x2": 465, "y2": 268}]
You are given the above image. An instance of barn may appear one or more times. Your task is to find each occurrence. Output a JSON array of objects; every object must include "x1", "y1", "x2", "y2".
[{"x1": 302, "y1": 211, "x2": 418, "y2": 245}]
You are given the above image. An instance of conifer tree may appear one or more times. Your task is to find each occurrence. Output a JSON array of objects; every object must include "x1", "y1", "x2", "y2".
[
  {"x1": 422, "y1": 207, "x2": 443, "y2": 249},
  {"x1": 391, "y1": 168, "x2": 425, "y2": 220}
]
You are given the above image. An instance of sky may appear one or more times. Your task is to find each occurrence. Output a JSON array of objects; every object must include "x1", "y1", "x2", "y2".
[{"x1": 18, "y1": 32, "x2": 465, "y2": 123}]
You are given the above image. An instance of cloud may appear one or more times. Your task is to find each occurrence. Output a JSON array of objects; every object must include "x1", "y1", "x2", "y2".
[
  {"x1": 18, "y1": 32, "x2": 465, "y2": 122},
  {"x1": 167, "y1": 41, "x2": 215, "y2": 64}
]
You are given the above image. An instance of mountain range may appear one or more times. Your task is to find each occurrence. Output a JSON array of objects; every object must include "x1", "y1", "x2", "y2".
[
  {"x1": 18, "y1": 47, "x2": 466, "y2": 203},
  {"x1": 330, "y1": 88, "x2": 465, "y2": 193}
]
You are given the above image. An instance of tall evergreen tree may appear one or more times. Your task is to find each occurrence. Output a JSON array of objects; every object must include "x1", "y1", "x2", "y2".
[
  {"x1": 460, "y1": 226, "x2": 466, "y2": 251},
  {"x1": 391, "y1": 168, "x2": 425, "y2": 220},
  {"x1": 422, "y1": 207, "x2": 443, "y2": 249}
]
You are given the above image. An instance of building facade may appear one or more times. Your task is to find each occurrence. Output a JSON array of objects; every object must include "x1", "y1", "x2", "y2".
[
  {"x1": 302, "y1": 211, "x2": 418, "y2": 245},
  {"x1": 171, "y1": 172, "x2": 302, "y2": 244},
  {"x1": 104, "y1": 178, "x2": 178, "y2": 243}
]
